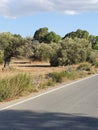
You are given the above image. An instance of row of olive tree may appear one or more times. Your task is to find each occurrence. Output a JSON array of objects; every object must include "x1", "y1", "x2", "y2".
[
  {"x1": 50, "y1": 38, "x2": 96, "y2": 66},
  {"x1": 63, "y1": 29, "x2": 98, "y2": 50},
  {"x1": 31, "y1": 37, "x2": 96, "y2": 66},
  {"x1": 33, "y1": 27, "x2": 98, "y2": 50},
  {"x1": 33, "y1": 27, "x2": 61, "y2": 44},
  {"x1": 0, "y1": 27, "x2": 98, "y2": 68},
  {"x1": 0, "y1": 32, "x2": 36, "y2": 69}
]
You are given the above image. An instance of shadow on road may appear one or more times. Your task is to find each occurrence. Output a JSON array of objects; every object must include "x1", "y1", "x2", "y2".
[{"x1": 0, "y1": 110, "x2": 98, "y2": 130}]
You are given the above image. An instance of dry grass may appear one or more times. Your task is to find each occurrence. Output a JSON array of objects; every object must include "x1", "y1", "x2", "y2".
[
  {"x1": 0, "y1": 59, "x2": 69, "y2": 88},
  {"x1": 2, "y1": 59, "x2": 69, "y2": 76},
  {"x1": 0, "y1": 59, "x2": 98, "y2": 102},
  {"x1": 0, "y1": 59, "x2": 97, "y2": 79}
]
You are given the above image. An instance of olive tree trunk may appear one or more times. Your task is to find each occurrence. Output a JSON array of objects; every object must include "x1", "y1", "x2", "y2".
[{"x1": 3, "y1": 57, "x2": 11, "y2": 69}]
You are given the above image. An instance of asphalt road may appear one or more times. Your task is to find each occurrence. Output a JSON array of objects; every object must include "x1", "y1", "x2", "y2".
[{"x1": 0, "y1": 75, "x2": 98, "y2": 130}]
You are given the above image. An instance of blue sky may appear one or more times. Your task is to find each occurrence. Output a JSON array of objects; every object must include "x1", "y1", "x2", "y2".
[{"x1": 0, "y1": 0, "x2": 98, "y2": 37}]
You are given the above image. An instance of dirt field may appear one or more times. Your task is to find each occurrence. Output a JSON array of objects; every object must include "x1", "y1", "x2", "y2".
[{"x1": 0, "y1": 59, "x2": 71, "y2": 78}]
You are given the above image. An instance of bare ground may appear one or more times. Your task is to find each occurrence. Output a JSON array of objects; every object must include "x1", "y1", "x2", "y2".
[{"x1": 0, "y1": 59, "x2": 71, "y2": 77}]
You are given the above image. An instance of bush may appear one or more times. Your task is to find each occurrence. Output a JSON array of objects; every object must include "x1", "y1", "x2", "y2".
[
  {"x1": 40, "y1": 79, "x2": 55, "y2": 89},
  {"x1": 0, "y1": 50, "x2": 4, "y2": 64},
  {"x1": 93, "y1": 43, "x2": 98, "y2": 50},
  {"x1": 0, "y1": 56, "x2": 3, "y2": 64},
  {"x1": 49, "y1": 68, "x2": 86, "y2": 83},
  {"x1": 86, "y1": 51, "x2": 96, "y2": 64},
  {"x1": 50, "y1": 71, "x2": 67, "y2": 82},
  {"x1": 49, "y1": 70, "x2": 75, "y2": 83},
  {"x1": 77, "y1": 63, "x2": 91, "y2": 71},
  {"x1": 50, "y1": 38, "x2": 92, "y2": 66},
  {"x1": 94, "y1": 60, "x2": 98, "y2": 68},
  {"x1": 0, "y1": 73, "x2": 33, "y2": 101}
]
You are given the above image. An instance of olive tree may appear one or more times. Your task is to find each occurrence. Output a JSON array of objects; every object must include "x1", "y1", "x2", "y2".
[
  {"x1": 44, "y1": 31, "x2": 61, "y2": 44},
  {"x1": 50, "y1": 38, "x2": 93, "y2": 66},
  {"x1": 31, "y1": 43, "x2": 53, "y2": 61},
  {"x1": 33, "y1": 27, "x2": 48, "y2": 43},
  {"x1": 0, "y1": 32, "x2": 24, "y2": 68}
]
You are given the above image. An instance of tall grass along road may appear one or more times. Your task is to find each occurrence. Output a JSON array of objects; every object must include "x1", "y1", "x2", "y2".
[{"x1": 0, "y1": 74, "x2": 98, "y2": 130}]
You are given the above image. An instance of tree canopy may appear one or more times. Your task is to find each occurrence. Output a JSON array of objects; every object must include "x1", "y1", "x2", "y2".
[
  {"x1": 33, "y1": 27, "x2": 61, "y2": 44},
  {"x1": 33, "y1": 27, "x2": 48, "y2": 43},
  {"x1": 0, "y1": 32, "x2": 24, "y2": 68},
  {"x1": 0, "y1": 27, "x2": 98, "y2": 68}
]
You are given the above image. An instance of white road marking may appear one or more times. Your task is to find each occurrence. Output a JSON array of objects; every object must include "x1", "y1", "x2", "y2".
[{"x1": 0, "y1": 74, "x2": 98, "y2": 111}]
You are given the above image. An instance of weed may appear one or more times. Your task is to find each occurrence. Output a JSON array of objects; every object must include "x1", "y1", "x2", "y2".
[
  {"x1": 0, "y1": 73, "x2": 33, "y2": 101},
  {"x1": 77, "y1": 62, "x2": 91, "y2": 71},
  {"x1": 94, "y1": 60, "x2": 98, "y2": 68}
]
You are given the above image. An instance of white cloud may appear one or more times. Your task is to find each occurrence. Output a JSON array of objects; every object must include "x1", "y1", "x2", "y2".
[
  {"x1": 0, "y1": 0, "x2": 98, "y2": 18},
  {"x1": 64, "y1": 10, "x2": 78, "y2": 15}
]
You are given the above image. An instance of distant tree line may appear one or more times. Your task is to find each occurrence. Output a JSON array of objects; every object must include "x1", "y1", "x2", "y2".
[{"x1": 0, "y1": 27, "x2": 98, "y2": 68}]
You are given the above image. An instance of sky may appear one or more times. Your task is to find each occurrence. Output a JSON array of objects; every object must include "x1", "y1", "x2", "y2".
[{"x1": 0, "y1": 0, "x2": 98, "y2": 37}]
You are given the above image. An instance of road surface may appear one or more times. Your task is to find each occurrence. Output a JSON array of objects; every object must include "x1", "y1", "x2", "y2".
[{"x1": 0, "y1": 74, "x2": 98, "y2": 130}]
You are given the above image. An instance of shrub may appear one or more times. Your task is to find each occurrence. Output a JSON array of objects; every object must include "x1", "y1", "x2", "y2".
[
  {"x1": 40, "y1": 79, "x2": 55, "y2": 89},
  {"x1": 0, "y1": 56, "x2": 3, "y2": 64},
  {"x1": 49, "y1": 70, "x2": 74, "y2": 83},
  {"x1": 45, "y1": 80, "x2": 55, "y2": 86},
  {"x1": 49, "y1": 71, "x2": 67, "y2": 82},
  {"x1": 77, "y1": 62, "x2": 91, "y2": 71},
  {"x1": 0, "y1": 50, "x2": 4, "y2": 64},
  {"x1": 0, "y1": 73, "x2": 33, "y2": 101},
  {"x1": 94, "y1": 60, "x2": 98, "y2": 68},
  {"x1": 93, "y1": 43, "x2": 98, "y2": 50},
  {"x1": 50, "y1": 38, "x2": 92, "y2": 66},
  {"x1": 49, "y1": 68, "x2": 85, "y2": 83},
  {"x1": 86, "y1": 51, "x2": 96, "y2": 64}
]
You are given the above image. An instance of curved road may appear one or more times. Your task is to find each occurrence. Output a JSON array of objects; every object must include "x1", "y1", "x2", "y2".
[{"x1": 0, "y1": 74, "x2": 98, "y2": 130}]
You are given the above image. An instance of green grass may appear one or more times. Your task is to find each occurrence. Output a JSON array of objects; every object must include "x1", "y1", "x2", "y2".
[
  {"x1": 40, "y1": 79, "x2": 55, "y2": 89},
  {"x1": 94, "y1": 60, "x2": 98, "y2": 68},
  {"x1": 77, "y1": 62, "x2": 91, "y2": 71},
  {"x1": 47, "y1": 67, "x2": 88, "y2": 84},
  {"x1": 0, "y1": 73, "x2": 33, "y2": 101},
  {"x1": 0, "y1": 62, "x2": 95, "y2": 102},
  {"x1": 49, "y1": 71, "x2": 68, "y2": 83},
  {"x1": 49, "y1": 70, "x2": 79, "y2": 83}
]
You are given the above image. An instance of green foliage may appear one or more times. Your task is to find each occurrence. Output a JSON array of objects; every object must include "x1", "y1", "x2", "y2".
[
  {"x1": 77, "y1": 63, "x2": 91, "y2": 71},
  {"x1": 0, "y1": 50, "x2": 4, "y2": 64},
  {"x1": 40, "y1": 79, "x2": 55, "y2": 89},
  {"x1": 49, "y1": 71, "x2": 68, "y2": 82},
  {"x1": 33, "y1": 27, "x2": 48, "y2": 43},
  {"x1": 93, "y1": 43, "x2": 98, "y2": 50},
  {"x1": 76, "y1": 29, "x2": 89, "y2": 39},
  {"x1": 89, "y1": 35, "x2": 96, "y2": 46},
  {"x1": 20, "y1": 37, "x2": 33, "y2": 58},
  {"x1": 86, "y1": 51, "x2": 96, "y2": 64},
  {"x1": 31, "y1": 43, "x2": 53, "y2": 61},
  {"x1": 93, "y1": 36, "x2": 98, "y2": 49},
  {"x1": 0, "y1": 32, "x2": 24, "y2": 67},
  {"x1": 94, "y1": 60, "x2": 98, "y2": 68},
  {"x1": 63, "y1": 29, "x2": 89, "y2": 40},
  {"x1": 36, "y1": 43, "x2": 53, "y2": 61},
  {"x1": 0, "y1": 28, "x2": 97, "y2": 68},
  {"x1": 33, "y1": 27, "x2": 61, "y2": 44},
  {"x1": 31, "y1": 42, "x2": 40, "y2": 60},
  {"x1": 44, "y1": 31, "x2": 61, "y2": 44},
  {"x1": 31, "y1": 42, "x2": 62, "y2": 62},
  {"x1": 49, "y1": 43, "x2": 61, "y2": 66},
  {"x1": 50, "y1": 38, "x2": 92, "y2": 66},
  {"x1": 46, "y1": 80, "x2": 55, "y2": 86},
  {"x1": 48, "y1": 68, "x2": 87, "y2": 83},
  {"x1": 0, "y1": 73, "x2": 33, "y2": 101},
  {"x1": 63, "y1": 29, "x2": 98, "y2": 49}
]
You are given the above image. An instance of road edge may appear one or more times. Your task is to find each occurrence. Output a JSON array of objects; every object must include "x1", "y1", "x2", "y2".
[{"x1": 0, "y1": 73, "x2": 98, "y2": 111}]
